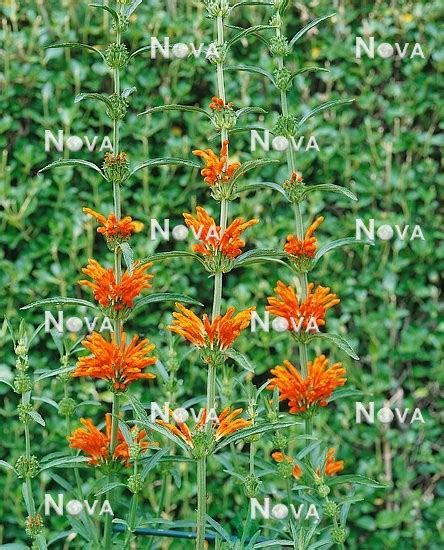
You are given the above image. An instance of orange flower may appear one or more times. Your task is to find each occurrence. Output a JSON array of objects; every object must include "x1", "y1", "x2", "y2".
[
  {"x1": 266, "y1": 281, "x2": 340, "y2": 332},
  {"x1": 192, "y1": 140, "x2": 240, "y2": 186},
  {"x1": 272, "y1": 451, "x2": 302, "y2": 479},
  {"x1": 285, "y1": 216, "x2": 324, "y2": 258},
  {"x1": 73, "y1": 331, "x2": 156, "y2": 392},
  {"x1": 183, "y1": 206, "x2": 258, "y2": 259},
  {"x1": 158, "y1": 407, "x2": 251, "y2": 450},
  {"x1": 268, "y1": 355, "x2": 346, "y2": 413},
  {"x1": 79, "y1": 259, "x2": 152, "y2": 313},
  {"x1": 324, "y1": 447, "x2": 344, "y2": 476},
  {"x1": 83, "y1": 207, "x2": 143, "y2": 243},
  {"x1": 168, "y1": 303, "x2": 255, "y2": 353},
  {"x1": 209, "y1": 96, "x2": 233, "y2": 111},
  {"x1": 68, "y1": 414, "x2": 149, "y2": 466}
]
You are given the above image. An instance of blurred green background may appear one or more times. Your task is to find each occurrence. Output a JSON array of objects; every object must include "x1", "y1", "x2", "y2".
[{"x1": 0, "y1": 0, "x2": 443, "y2": 548}]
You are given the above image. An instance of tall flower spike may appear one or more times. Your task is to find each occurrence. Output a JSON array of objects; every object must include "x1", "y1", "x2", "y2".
[
  {"x1": 83, "y1": 207, "x2": 143, "y2": 249},
  {"x1": 268, "y1": 355, "x2": 346, "y2": 414},
  {"x1": 79, "y1": 259, "x2": 152, "y2": 318},
  {"x1": 167, "y1": 303, "x2": 255, "y2": 366},
  {"x1": 183, "y1": 206, "x2": 258, "y2": 272},
  {"x1": 73, "y1": 331, "x2": 156, "y2": 392},
  {"x1": 68, "y1": 414, "x2": 150, "y2": 467},
  {"x1": 266, "y1": 280, "x2": 340, "y2": 339},
  {"x1": 285, "y1": 216, "x2": 324, "y2": 272}
]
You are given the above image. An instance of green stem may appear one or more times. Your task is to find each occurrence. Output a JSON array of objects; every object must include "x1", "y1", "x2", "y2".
[
  {"x1": 195, "y1": 457, "x2": 207, "y2": 550},
  {"x1": 124, "y1": 461, "x2": 139, "y2": 547}
]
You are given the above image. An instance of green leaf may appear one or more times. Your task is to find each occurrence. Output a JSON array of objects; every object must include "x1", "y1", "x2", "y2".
[
  {"x1": 231, "y1": 1, "x2": 273, "y2": 8},
  {"x1": 236, "y1": 106, "x2": 267, "y2": 118},
  {"x1": 118, "y1": 242, "x2": 134, "y2": 275},
  {"x1": 38, "y1": 158, "x2": 106, "y2": 179},
  {"x1": 0, "y1": 378, "x2": 14, "y2": 390},
  {"x1": 141, "y1": 448, "x2": 170, "y2": 480},
  {"x1": 22, "y1": 482, "x2": 33, "y2": 515},
  {"x1": 28, "y1": 410, "x2": 45, "y2": 426},
  {"x1": 0, "y1": 460, "x2": 17, "y2": 474},
  {"x1": 126, "y1": 394, "x2": 190, "y2": 453},
  {"x1": 313, "y1": 237, "x2": 374, "y2": 264},
  {"x1": 327, "y1": 388, "x2": 365, "y2": 402},
  {"x1": 45, "y1": 42, "x2": 105, "y2": 61},
  {"x1": 139, "y1": 250, "x2": 205, "y2": 266},
  {"x1": 233, "y1": 249, "x2": 287, "y2": 268},
  {"x1": 230, "y1": 158, "x2": 280, "y2": 185},
  {"x1": 34, "y1": 365, "x2": 75, "y2": 382},
  {"x1": 89, "y1": 3, "x2": 119, "y2": 26},
  {"x1": 214, "y1": 419, "x2": 301, "y2": 452},
  {"x1": 299, "y1": 98, "x2": 354, "y2": 127},
  {"x1": 302, "y1": 183, "x2": 357, "y2": 201},
  {"x1": 130, "y1": 157, "x2": 200, "y2": 176},
  {"x1": 227, "y1": 25, "x2": 274, "y2": 50},
  {"x1": 225, "y1": 64, "x2": 275, "y2": 84},
  {"x1": 122, "y1": 86, "x2": 137, "y2": 98},
  {"x1": 138, "y1": 104, "x2": 211, "y2": 118},
  {"x1": 236, "y1": 181, "x2": 290, "y2": 201},
  {"x1": 328, "y1": 474, "x2": 387, "y2": 488},
  {"x1": 21, "y1": 297, "x2": 99, "y2": 311},
  {"x1": 289, "y1": 14, "x2": 336, "y2": 46},
  {"x1": 32, "y1": 396, "x2": 59, "y2": 410},
  {"x1": 39, "y1": 456, "x2": 90, "y2": 471},
  {"x1": 308, "y1": 333, "x2": 360, "y2": 360},
  {"x1": 225, "y1": 349, "x2": 255, "y2": 372},
  {"x1": 124, "y1": 0, "x2": 142, "y2": 17},
  {"x1": 291, "y1": 66, "x2": 329, "y2": 77},
  {"x1": 74, "y1": 92, "x2": 113, "y2": 109},
  {"x1": 131, "y1": 293, "x2": 203, "y2": 313},
  {"x1": 94, "y1": 481, "x2": 126, "y2": 497}
]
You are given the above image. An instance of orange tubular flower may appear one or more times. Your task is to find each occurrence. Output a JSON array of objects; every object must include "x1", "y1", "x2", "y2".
[
  {"x1": 73, "y1": 331, "x2": 156, "y2": 392},
  {"x1": 167, "y1": 303, "x2": 255, "y2": 362},
  {"x1": 324, "y1": 447, "x2": 344, "y2": 476},
  {"x1": 183, "y1": 206, "x2": 258, "y2": 262},
  {"x1": 83, "y1": 207, "x2": 143, "y2": 244},
  {"x1": 266, "y1": 280, "x2": 340, "y2": 333},
  {"x1": 79, "y1": 259, "x2": 152, "y2": 315},
  {"x1": 272, "y1": 451, "x2": 302, "y2": 479},
  {"x1": 209, "y1": 96, "x2": 233, "y2": 111},
  {"x1": 285, "y1": 216, "x2": 324, "y2": 258},
  {"x1": 158, "y1": 407, "x2": 251, "y2": 454},
  {"x1": 268, "y1": 355, "x2": 346, "y2": 414},
  {"x1": 68, "y1": 414, "x2": 149, "y2": 466},
  {"x1": 192, "y1": 140, "x2": 240, "y2": 186}
]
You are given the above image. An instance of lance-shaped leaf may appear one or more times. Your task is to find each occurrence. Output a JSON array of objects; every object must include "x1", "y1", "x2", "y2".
[
  {"x1": 289, "y1": 13, "x2": 336, "y2": 47},
  {"x1": 45, "y1": 42, "x2": 105, "y2": 61},
  {"x1": 225, "y1": 64, "x2": 275, "y2": 84},
  {"x1": 127, "y1": 394, "x2": 190, "y2": 453},
  {"x1": 28, "y1": 410, "x2": 45, "y2": 427},
  {"x1": 299, "y1": 98, "x2": 354, "y2": 127},
  {"x1": 288, "y1": 66, "x2": 329, "y2": 88},
  {"x1": 21, "y1": 297, "x2": 99, "y2": 311},
  {"x1": 0, "y1": 460, "x2": 17, "y2": 474},
  {"x1": 130, "y1": 157, "x2": 200, "y2": 177},
  {"x1": 74, "y1": 92, "x2": 113, "y2": 110},
  {"x1": 226, "y1": 25, "x2": 274, "y2": 50},
  {"x1": 129, "y1": 44, "x2": 152, "y2": 59},
  {"x1": 131, "y1": 293, "x2": 203, "y2": 313},
  {"x1": 141, "y1": 448, "x2": 171, "y2": 480},
  {"x1": 236, "y1": 106, "x2": 267, "y2": 119},
  {"x1": 327, "y1": 474, "x2": 387, "y2": 488},
  {"x1": 138, "y1": 104, "x2": 211, "y2": 118},
  {"x1": 34, "y1": 365, "x2": 75, "y2": 382},
  {"x1": 39, "y1": 456, "x2": 90, "y2": 471},
  {"x1": 236, "y1": 181, "x2": 290, "y2": 201},
  {"x1": 139, "y1": 250, "x2": 206, "y2": 268},
  {"x1": 38, "y1": 158, "x2": 106, "y2": 179},
  {"x1": 89, "y1": 3, "x2": 119, "y2": 26},
  {"x1": 307, "y1": 332, "x2": 359, "y2": 360},
  {"x1": 233, "y1": 249, "x2": 287, "y2": 268},
  {"x1": 124, "y1": 0, "x2": 142, "y2": 17},
  {"x1": 118, "y1": 242, "x2": 134, "y2": 275},
  {"x1": 94, "y1": 482, "x2": 126, "y2": 497},
  {"x1": 122, "y1": 86, "x2": 137, "y2": 99},
  {"x1": 225, "y1": 349, "x2": 254, "y2": 372},
  {"x1": 232, "y1": 1, "x2": 273, "y2": 8},
  {"x1": 211, "y1": 124, "x2": 268, "y2": 140},
  {"x1": 313, "y1": 237, "x2": 374, "y2": 265},
  {"x1": 214, "y1": 419, "x2": 301, "y2": 453},
  {"x1": 302, "y1": 183, "x2": 357, "y2": 201},
  {"x1": 327, "y1": 388, "x2": 365, "y2": 403},
  {"x1": 230, "y1": 158, "x2": 280, "y2": 185}
]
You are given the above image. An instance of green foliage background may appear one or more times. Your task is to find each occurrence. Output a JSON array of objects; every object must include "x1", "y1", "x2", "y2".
[{"x1": 0, "y1": 0, "x2": 442, "y2": 548}]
